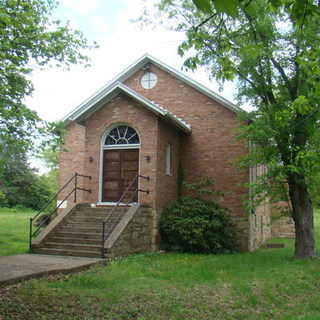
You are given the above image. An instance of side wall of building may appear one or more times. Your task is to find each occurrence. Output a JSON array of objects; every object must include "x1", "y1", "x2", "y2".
[{"x1": 155, "y1": 119, "x2": 182, "y2": 210}]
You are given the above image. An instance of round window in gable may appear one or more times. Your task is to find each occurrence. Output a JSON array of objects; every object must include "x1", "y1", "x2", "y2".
[{"x1": 140, "y1": 72, "x2": 158, "y2": 89}]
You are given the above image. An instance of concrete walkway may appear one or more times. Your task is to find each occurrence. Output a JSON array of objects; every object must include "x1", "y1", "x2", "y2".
[{"x1": 0, "y1": 254, "x2": 105, "y2": 286}]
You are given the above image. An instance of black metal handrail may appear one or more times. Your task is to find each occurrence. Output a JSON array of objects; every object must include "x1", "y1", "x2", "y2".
[
  {"x1": 101, "y1": 174, "x2": 149, "y2": 258},
  {"x1": 29, "y1": 172, "x2": 91, "y2": 253}
]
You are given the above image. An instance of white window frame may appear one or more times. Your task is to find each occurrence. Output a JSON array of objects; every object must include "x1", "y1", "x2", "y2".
[{"x1": 166, "y1": 143, "x2": 172, "y2": 176}]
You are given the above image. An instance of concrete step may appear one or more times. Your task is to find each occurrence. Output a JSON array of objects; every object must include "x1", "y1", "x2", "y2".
[
  {"x1": 63, "y1": 222, "x2": 103, "y2": 228},
  {"x1": 52, "y1": 231, "x2": 102, "y2": 240},
  {"x1": 59, "y1": 226, "x2": 103, "y2": 233},
  {"x1": 67, "y1": 217, "x2": 107, "y2": 223},
  {"x1": 71, "y1": 212, "x2": 122, "y2": 219},
  {"x1": 76, "y1": 207, "x2": 123, "y2": 214},
  {"x1": 36, "y1": 247, "x2": 102, "y2": 258},
  {"x1": 61, "y1": 223, "x2": 117, "y2": 233},
  {"x1": 48, "y1": 237, "x2": 101, "y2": 245},
  {"x1": 43, "y1": 242, "x2": 101, "y2": 252},
  {"x1": 33, "y1": 204, "x2": 129, "y2": 258},
  {"x1": 61, "y1": 221, "x2": 117, "y2": 229},
  {"x1": 66, "y1": 218, "x2": 119, "y2": 224}
]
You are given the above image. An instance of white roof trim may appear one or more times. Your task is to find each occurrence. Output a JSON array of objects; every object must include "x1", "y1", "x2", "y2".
[
  {"x1": 105, "y1": 53, "x2": 240, "y2": 113},
  {"x1": 62, "y1": 54, "x2": 240, "y2": 129},
  {"x1": 141, "y1": 54, "x2": 240, "y2": 113},
  {"x1": 63, "y1": 82, "x2": 191, "y2": 133}
]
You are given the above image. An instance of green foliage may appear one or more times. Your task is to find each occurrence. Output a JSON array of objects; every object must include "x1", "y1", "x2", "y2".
[
  {"x1": 308, "y1": 164, "x2": 320, "y2": 208},
  {"x1": 0, "y1": 145, "x2": 55, "y2": 211},
  {"x1": 39, "y1": 147, "x2": 59, "y2": 171},
  {"x1": 184, "y1": 176, "x2": 224, "y2": 198},
  {"x1": 159, "y1": 196, "x2": 237, "y2": 254},
  {"x1": 142, "y1": 0, "x2": 320, "y2": 258},
  {"x1": 191, "y1": 0, "x2": 319, "y2": 25},
  {"x1": 0, "y1": 189, "x2": 7, "y2": 207},
  {"x1": 0, "y1": 0, "x2": 96, "y2": 158},
  {"x1": 177, "y1": 162, "x2": 184, "y2": 198},
  {"x1": 28, "y1": 174, "x2": 54, "y2": 210}
]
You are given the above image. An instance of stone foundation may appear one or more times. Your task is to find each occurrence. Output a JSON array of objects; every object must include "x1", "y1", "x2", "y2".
[
  {"x1": 105, "y1": 204, "x2": 159, "y2": 258},
  {"x1": 271, "y1": 216, "x2": 295, "y2": 239}
]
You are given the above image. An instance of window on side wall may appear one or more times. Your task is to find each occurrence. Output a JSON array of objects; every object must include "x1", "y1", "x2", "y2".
[{"x1": 166, "y1": 143, "x2": 172, "y2": 176}]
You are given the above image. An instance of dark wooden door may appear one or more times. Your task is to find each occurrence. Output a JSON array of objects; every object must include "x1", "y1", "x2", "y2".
[{"x1": 102, "y1": 149, "x2": 139, "y2": 202}]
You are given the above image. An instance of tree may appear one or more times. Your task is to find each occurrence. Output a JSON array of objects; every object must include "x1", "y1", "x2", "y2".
[
  {"x1": 142, "y1": 0, "x2": 320, "y2": 259},
  {"x1": 0, "y1": 0, "x2": 96, "y2": 164},
  {"x1": 38, "y1": 146, "x2": 59, "y2": 201},
  {"x1": 191, "y1": 0, "x2": 319, "y2": 26},
  {"x1": 0, "y1": 145, "x2": 52, "y2": 210}
]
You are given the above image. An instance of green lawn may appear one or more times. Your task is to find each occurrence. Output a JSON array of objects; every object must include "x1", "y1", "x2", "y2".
[
  {"x1": 0, "y1": 209, "x2": 320, "y2": 319},
  {"x1": 0, "y1": 208, "x2": 36, "y2": 256}
]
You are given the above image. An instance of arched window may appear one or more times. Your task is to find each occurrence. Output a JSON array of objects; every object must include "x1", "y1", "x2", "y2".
[{"x1": 104, "y1": 125, "x2": 140, "y2": 147}]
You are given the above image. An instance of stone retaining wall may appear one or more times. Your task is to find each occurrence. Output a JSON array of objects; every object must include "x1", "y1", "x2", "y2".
[
  {"x1": 105, "y1": 204, "x2": 158, "y2": 258},
  {"x1": 271, "y1": 217, "x2": 295, "y2": 239}
]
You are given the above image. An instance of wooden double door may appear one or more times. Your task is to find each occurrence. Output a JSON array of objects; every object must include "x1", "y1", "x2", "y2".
[{"x1": 102, "y1": 149, "x2": 139, "y2": 203}]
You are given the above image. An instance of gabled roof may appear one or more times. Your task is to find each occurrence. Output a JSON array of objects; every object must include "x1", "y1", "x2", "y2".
[
  {"x1": 62, "y1": 54, "x2": 240, "y2": 132},
  {"x1": 112, "y1": 54, "x2": 240, "y2": 113},
  {"x1": 63, "y1": 82, "x2": 191, "y2": 134}
]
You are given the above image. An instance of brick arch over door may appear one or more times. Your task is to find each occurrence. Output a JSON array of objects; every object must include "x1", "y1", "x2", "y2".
[{"x1": 99, "y1": 124, "x2": 140, "y2": 203}]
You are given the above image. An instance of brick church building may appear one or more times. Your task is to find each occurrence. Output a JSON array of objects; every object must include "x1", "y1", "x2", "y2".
[{"x1": 52, "y1": 54, "x2": 292, "y2": 257}]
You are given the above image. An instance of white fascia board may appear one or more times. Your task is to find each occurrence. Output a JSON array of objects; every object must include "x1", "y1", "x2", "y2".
[
  {"x1": 62, "y1": 53, "x2": 239, "y2": 125},
  {"x1": 121, "y1": 84, "x2": 191, "y2": 133},
  {"x1": 61, "y1": 82, "x2": 119, "y2": 124},
  {"x1": 64, "y1": 81, "x2": 191, "y2": 134},
  {"x1": 143, "y1": 54, "x2": 241, "y2": 114},
  {"x1": 61, "y1": 54, "x2": 151, "y2": 124},
  {"x1": 102, "y1": 53, "x2": 240, "y2": 114},
  {"x1": 163, "y1": 112, "x2": 192, "y2": 133},
  {"x1": 116, "y1": 84, "x2": 192, "y2": 133}
]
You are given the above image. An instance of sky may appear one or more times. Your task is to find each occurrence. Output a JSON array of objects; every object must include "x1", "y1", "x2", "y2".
[{"x1": 25, "y1": 0, "x2": 238, "y2": 124}]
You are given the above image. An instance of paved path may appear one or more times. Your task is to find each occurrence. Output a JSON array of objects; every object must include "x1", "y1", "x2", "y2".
[{"x1": 0, "y1": 254, "x2": 105, "y2": 286}]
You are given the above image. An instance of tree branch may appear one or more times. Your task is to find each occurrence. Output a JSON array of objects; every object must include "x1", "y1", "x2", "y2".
[
  {"x1": 270, "y1": 57, "x2": 297, "y2": 100},
  {"x1": 195, "y1": 14, "x2": 217, "y2": 31}
]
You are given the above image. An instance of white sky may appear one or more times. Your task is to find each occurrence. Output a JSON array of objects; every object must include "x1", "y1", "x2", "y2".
[{"x1": 25, "y1": 0, "x2": 238, "y2": 124}]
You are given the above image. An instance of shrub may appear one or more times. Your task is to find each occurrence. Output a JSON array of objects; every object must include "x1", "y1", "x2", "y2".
[
  {"x1": 0, "y1": 189, "x2": 8, "y2": 207},
  {"x1": 159, "y1": 197, "x2": 237, "y2": 254}
]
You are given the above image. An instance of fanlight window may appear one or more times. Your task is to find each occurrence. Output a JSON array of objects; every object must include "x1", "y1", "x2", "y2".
[{"x1": 104, "y1": 125, "x2": 139, "y2": 146}]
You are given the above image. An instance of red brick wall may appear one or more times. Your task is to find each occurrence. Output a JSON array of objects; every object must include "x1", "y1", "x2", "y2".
[
  {"x1": 156, "y1": 118, "x2": 182, "y2": 209},
  {"x1": 58, "y1": 122, "x2": 86, "y2": 203},
  {"x1": 81, "y1": 93, "x2": 159, "y2": 206}
]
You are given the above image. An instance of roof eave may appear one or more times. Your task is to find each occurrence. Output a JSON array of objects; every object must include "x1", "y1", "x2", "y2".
[
  {"x1": 102, "y1": 53, "x2": 240, "y2": 114},
  {"x1": 62, "y1": 53, "x2": 239, "y2": 126},
  {"x1": 139, "y1": 54, "x2": 240, "y2": 114},
  {"x1": 64, "y1": 82, "x2": 192, "y2": 134}
]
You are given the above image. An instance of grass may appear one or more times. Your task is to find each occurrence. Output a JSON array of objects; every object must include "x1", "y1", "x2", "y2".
[
  {"x1": 0, "y1": 209, "x2": 320, "y2": 319},
  {"x1": 0, "y1": 208, "x2": 36, "y2": 256}
]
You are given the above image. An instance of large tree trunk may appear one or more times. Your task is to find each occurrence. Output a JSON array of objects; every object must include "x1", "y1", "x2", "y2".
[{"x1": 287, "y1": 172, "x2": 317, "y2": 259}]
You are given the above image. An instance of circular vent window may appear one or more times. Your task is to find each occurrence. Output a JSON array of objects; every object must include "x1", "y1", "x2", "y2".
[{"x1": 140, "y1": 72, "x2": 158, "y2": 89}]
